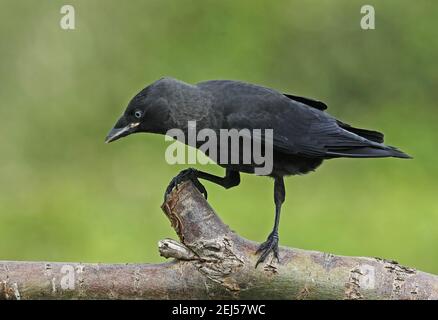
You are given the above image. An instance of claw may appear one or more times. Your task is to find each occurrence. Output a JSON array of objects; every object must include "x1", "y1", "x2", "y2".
[
  {"x1": 164, "y1": 168, "x2": 208, "y2": 201},
  {"x1": 255, "y1": 232, "x2": 279, "y2": 268}
]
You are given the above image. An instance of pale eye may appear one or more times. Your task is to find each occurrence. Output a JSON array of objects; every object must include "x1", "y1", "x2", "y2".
[{"x1": 134, "y1": 110, "x2": 142, "y2": 119}]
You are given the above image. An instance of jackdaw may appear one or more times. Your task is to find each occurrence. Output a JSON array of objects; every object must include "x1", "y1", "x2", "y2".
[{"x1": 106, "y1": 77, "x2": 411, "y2": 267}]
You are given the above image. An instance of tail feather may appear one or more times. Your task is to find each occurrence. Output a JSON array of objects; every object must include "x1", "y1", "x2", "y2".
[
  {"x1": 385, "y1": 146, "x2": 413, "y2": 159},
  {"x1": 331, "y1": 120, "x2": 411, "y2": 159},
  {"x1": 326, "y1": 145, "x2": 412, "y2": 159}
]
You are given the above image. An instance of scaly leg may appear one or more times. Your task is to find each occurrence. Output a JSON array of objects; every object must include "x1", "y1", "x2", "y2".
[{"x1": 256, "y1": 176, "x2": 285, "y2": 267}]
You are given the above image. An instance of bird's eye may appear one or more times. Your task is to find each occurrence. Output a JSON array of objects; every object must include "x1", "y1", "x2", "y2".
[{"x1": 134, "y1": 110, "x2": 142, "y2": 119}]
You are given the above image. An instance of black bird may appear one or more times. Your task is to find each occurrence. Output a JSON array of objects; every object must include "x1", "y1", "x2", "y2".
[{"x1": 106, "y1": 77, "x2": 411, "y2": 267}]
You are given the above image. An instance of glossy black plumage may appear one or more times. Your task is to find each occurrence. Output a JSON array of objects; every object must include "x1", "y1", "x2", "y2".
[{"x1": 106, "y1": 77, "x2": 411, "y2": 267}]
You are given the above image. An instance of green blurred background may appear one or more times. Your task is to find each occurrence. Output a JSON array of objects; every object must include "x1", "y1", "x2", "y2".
[{"x1": 0, "y1": 0, "x2": 437, "y2": 273}]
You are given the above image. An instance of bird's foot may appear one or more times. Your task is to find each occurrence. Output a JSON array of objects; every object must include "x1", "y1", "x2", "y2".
[
  {"x1": 255, "y1": 232, "x2": 279, "y2": 268},
  {"x1": 164, "y1": 168, "x2": 207, "y2": 201}
]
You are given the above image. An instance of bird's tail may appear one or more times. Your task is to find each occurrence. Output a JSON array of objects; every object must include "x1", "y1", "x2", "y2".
[
  {"x1": 330, "y1": 121, "x2": 412, "y2": 159},
  {"x1": 326, "y1": 145, "x2": 412, "y2": 159},
  {"x1": 385, "y1": 146, "x2": 412, "y2": 159}
]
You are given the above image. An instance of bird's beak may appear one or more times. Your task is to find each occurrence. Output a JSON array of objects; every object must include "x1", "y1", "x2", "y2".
[{"x1": 105, "y1": 122, "x2": 140, "y2": 143}]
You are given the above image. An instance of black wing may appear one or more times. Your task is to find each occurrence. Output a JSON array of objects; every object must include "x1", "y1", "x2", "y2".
[
  {"x1": 198, "y1": 80, "x2": 402, "y2": 158},
  {"x1": 225, "y1": 106, "x2": 386, "y2": 158}
]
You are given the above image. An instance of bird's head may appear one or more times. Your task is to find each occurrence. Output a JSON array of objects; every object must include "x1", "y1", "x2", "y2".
[{"x1": 105, "y1": 78, "x2": 175, "y2": 143}]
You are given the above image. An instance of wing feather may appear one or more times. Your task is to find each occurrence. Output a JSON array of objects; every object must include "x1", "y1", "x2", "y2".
[{"x1": 198, "y1": 80, "x2": 384, "y2": 158}]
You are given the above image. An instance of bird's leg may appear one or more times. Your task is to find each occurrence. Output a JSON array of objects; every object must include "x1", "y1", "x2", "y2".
[
  {"x1": 256, "y1": 176, "x2": 285, "y2": 267},
  {"x1": 164, "y1": 168, "x2": 240, "y2": 201}
]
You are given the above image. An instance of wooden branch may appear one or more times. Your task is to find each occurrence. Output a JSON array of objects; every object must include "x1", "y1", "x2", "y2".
[{"x1": 1, "y1": 181, "x2": 437, "y2": 300}]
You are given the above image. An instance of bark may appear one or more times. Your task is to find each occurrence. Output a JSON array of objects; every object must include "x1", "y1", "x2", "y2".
[{"x1": 1, "y1": 181, "x2": 437, "y2": 300}]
